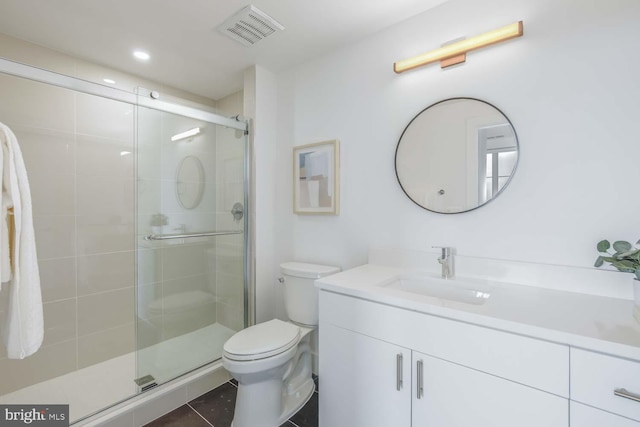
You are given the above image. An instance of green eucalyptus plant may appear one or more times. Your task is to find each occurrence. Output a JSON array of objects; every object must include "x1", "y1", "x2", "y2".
[{"x1": 594, "y1": 239, "x2": 640, "y2": 280}]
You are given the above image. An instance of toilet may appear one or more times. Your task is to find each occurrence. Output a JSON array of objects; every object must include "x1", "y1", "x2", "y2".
[{"x1": 222, "y1": 262, "x2": 340, "y2": 427}]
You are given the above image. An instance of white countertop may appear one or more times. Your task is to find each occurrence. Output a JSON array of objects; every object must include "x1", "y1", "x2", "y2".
[{"x1": 316, "y1": 264, "x2": 640, "y2": 361}]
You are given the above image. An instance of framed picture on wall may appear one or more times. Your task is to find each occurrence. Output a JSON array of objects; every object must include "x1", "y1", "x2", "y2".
[{"x1": 293, "y1": 140, "x2": 340, "y2": 215}]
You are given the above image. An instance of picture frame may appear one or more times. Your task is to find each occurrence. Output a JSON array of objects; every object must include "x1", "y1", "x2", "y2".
[{"x1": 293, "y1": 140, "x2": 340, "y2": 215}]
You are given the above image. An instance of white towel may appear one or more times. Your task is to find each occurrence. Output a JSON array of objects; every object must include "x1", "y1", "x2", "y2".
[{"x1": 0, "y1": 122, "x2": 43, "y2": 359}]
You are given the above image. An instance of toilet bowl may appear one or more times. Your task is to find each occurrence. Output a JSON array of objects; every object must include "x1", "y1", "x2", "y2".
[{"x1": 222, "y1": 262, "x2": 340, "y2": 427}]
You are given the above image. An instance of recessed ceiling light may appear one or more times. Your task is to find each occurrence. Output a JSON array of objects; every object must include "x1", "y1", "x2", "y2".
[
  {"x1": 133, "y1": 50, "x2": 150, "y2": 61},
  {"x1": 103, "y1": 78, "x2": 116, "y2": 84}
]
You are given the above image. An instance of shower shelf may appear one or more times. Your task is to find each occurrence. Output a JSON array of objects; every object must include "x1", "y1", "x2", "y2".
[{"x1": 144, "y1": 230, "x2": 243, "y2": 240}]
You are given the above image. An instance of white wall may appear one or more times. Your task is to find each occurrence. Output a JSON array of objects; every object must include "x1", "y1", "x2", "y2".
[
  {"x1": 274, "y1": 0, "x2": 640, "y2": 290},
  {"x1": 245, "y1": 66, "x2": 291, "y2": 322}
]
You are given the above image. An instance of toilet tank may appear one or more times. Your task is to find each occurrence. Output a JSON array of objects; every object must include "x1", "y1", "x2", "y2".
[{"x1": 280, "y1": 262, "x2": 340, "y2": 326}]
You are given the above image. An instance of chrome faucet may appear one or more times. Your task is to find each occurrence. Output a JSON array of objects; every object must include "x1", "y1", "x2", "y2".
[{"x1": 433, "y1": 246, "x2": 455, "y2": 279}]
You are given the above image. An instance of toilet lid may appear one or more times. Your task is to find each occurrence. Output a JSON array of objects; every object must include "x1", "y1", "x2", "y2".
[{"x1": 223, "y1": 319, "x2": 300, "y2": 361}]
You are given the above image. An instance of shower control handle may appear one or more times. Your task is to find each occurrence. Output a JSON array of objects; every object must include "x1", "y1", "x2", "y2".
[{"x1": 231, "y1": 202, "x2": 244, "y2": 221}]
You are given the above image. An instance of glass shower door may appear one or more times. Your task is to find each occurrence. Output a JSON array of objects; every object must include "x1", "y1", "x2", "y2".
[{"x1": 135, "y1": 105, "x2": 246, "y2": 389}]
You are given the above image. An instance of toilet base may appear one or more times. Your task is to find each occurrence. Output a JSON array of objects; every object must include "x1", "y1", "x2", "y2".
[
  {"x1": 231, "y1": 377, "x2": 314, "y2": 427},
  {"x1": 279, "y1": 376, "x2": 315, "y2": 425}
]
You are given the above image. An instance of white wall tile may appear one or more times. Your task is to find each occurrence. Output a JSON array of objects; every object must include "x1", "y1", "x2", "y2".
[
  {"x1": 76, "y1": 93, "x2": 134, "y2": 141},
  {"x1": 76, "y1": 134, "x2": 134, "y2": 177},
  {"x1": 42, "y1": 299, "x2": 76, "y2": 347},
  {"x1": 136, "y1": 282, "x2": 162, "y2": 322},
  {"x1": 214, "y1": 271, "x2": 243, "y2": 307},
  {"x1": 162, "y1": 275, "x2": 211, "y2": 296},
  {"x1": 77, "y1": 288, "x2": 134, "y2": 336},
  {"x1": 137, "y1": 248, "x2": 162, "y2": 286},
  {"x1": 161, "y1": 244, "x2": 208, "y2": 280},
  {"x1": 33, "y1": 215, "x2": 76, "y2": 259},
  {"x1": 77, "y1": 251, "x2": 135, "y2": 296},
  {"x1": 76, "y1": 176, "x2": 134, "y2": 217},
  {"x1": 76, "y1": 216, "x2": 134, "y2": 255},
  {"x1": 13, "y1": 125, "x2": 75, "y2": 173},
  {"x1": 137, "y1": 179, "x2": 162, "y2": 216},
  {"x1": 0, "y1": 74, "x2": 74, "y2": 132},
  {"x1": 29, "y1": 172, "x2": 75, "y2": 216},
  {"x1": 78, "y1": 323, "x2": 135, "y2": 369},
  {"x1": 38, "y1": 257, "x2": 76, "y2": 302}
]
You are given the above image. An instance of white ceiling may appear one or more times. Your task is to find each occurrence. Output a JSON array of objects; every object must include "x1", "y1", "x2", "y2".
[{"x1": 0, "y1": 0, "x2": 449, "y2": 100}]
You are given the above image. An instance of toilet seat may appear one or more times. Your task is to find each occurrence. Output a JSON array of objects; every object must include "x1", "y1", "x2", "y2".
[{"x1": 223, "y1": 319, "x2": 300, "y2": 361}]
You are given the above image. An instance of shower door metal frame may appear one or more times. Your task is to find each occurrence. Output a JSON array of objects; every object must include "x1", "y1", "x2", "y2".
[
  {"x1": 0, "y1": 55, "x2": 254, "y2": 335},
  {"x1": 0, "y1": 58, "x2": 248, "y2": 131}
]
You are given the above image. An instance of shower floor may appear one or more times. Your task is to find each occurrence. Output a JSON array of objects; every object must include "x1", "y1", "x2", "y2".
[{"x1": 0, "y1": 322, "x2": 235, "y2": 423}]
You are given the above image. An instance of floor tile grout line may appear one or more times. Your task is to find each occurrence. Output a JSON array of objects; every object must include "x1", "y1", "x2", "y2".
[{"x1": 187, "y1": 402, "x2": 215, "y2": 427}]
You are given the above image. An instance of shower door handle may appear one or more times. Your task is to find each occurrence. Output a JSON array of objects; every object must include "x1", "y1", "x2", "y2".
[{"x1": 145, "y1": 230, "x2": 242, "y2": 240}]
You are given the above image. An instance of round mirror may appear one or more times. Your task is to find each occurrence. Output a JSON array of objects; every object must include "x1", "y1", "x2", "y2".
[
  {"x1": 176, "y1": 156, "x2": 205, "y2": 209},
  {"x1": 395, "y1": 98, "x2": 519, "y2": 214}
]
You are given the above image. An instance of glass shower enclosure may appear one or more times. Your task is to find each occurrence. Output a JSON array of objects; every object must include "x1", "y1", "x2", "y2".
[
  {"x1": 135, "y1": 102, "x2": 248, "y2": 389},
  {"x1": 0, "y1": 58, "x2": 249, "y2": 423}
]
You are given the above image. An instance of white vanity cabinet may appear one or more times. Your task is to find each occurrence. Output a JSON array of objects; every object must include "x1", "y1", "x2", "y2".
[
  {"x1": 571, "y1": 402, "x2": 640, "y2": 427},
  {"x1": 570, "y1": 348, "x2": 640, "y2": 426},
  {"x1": 319, "y1": 290, "x2": 570, "y2": 427},
  {"x1": 320, "y1": 322, "x2": 412, "y2": 427},
  {"x1": 412, "y1": 351, "x2": 567, "y2": 427}
]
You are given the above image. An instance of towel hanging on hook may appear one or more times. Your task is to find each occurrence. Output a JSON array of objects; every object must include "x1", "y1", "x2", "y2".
[{"x1": 0, "y1": 122, "x2": 43, "y2": 359}]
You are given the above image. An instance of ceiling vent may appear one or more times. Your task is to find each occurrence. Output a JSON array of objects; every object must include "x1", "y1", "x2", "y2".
[{"x1": 217, "y1": 5, "x2": 284, "y2": 47}]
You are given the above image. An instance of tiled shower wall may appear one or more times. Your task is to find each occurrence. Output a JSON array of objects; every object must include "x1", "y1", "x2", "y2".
[
  {"x1": 0, "y1": 73, "x2": 136, "y2": 395},
  {"x1": 0, "y1": 33, "x2": 245, "y2": 395}
]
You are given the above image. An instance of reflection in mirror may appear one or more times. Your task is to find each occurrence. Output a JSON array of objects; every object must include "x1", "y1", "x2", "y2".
[
  {"x1": 176, "y1": 155, "x2": 205, "y2": 209},
  {"x1": 395, "y1": 98, "x2": 518, "y2": 214}
]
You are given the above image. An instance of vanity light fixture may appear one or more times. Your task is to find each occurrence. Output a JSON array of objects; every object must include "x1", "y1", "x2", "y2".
[
  {"x1": 393, "y1": 21, "x2": 523, "y2": 73},
  {"x1": 171, "y1": 127, "x2": 201, "y2": 142}
]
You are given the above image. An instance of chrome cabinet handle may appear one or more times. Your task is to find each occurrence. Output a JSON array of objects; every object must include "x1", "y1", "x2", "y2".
[
  {"x1": 417, "y1": 360, "x2": 424, "y2": 399},
  {"x1": 614, "y1": 388, "x2": 640, "y2": 403},
  {"x1": 396, "y1": 354, "x2": 403, "y2": 391}
]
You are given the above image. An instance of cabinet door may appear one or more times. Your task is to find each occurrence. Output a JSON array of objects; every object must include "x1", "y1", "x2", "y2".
[
  {"x1": 319, "y1": 323, "x2": 411, "y2": 427},
  {"x1": 412, "y1": 351, "x2": 568, "y2": 427},
  {"x1": 571, "y1": 401, "x2": 640, "y2": 427}
]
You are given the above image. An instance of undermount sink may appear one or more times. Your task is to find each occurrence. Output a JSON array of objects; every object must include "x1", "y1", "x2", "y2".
[{"x1": 379, "y1": 274, "x2": 492, "y2": 305}]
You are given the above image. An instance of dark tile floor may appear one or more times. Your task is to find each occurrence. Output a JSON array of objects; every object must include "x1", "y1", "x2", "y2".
[{"x1": 144, "y1": 376, "x2": 319, "y2": 427}]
